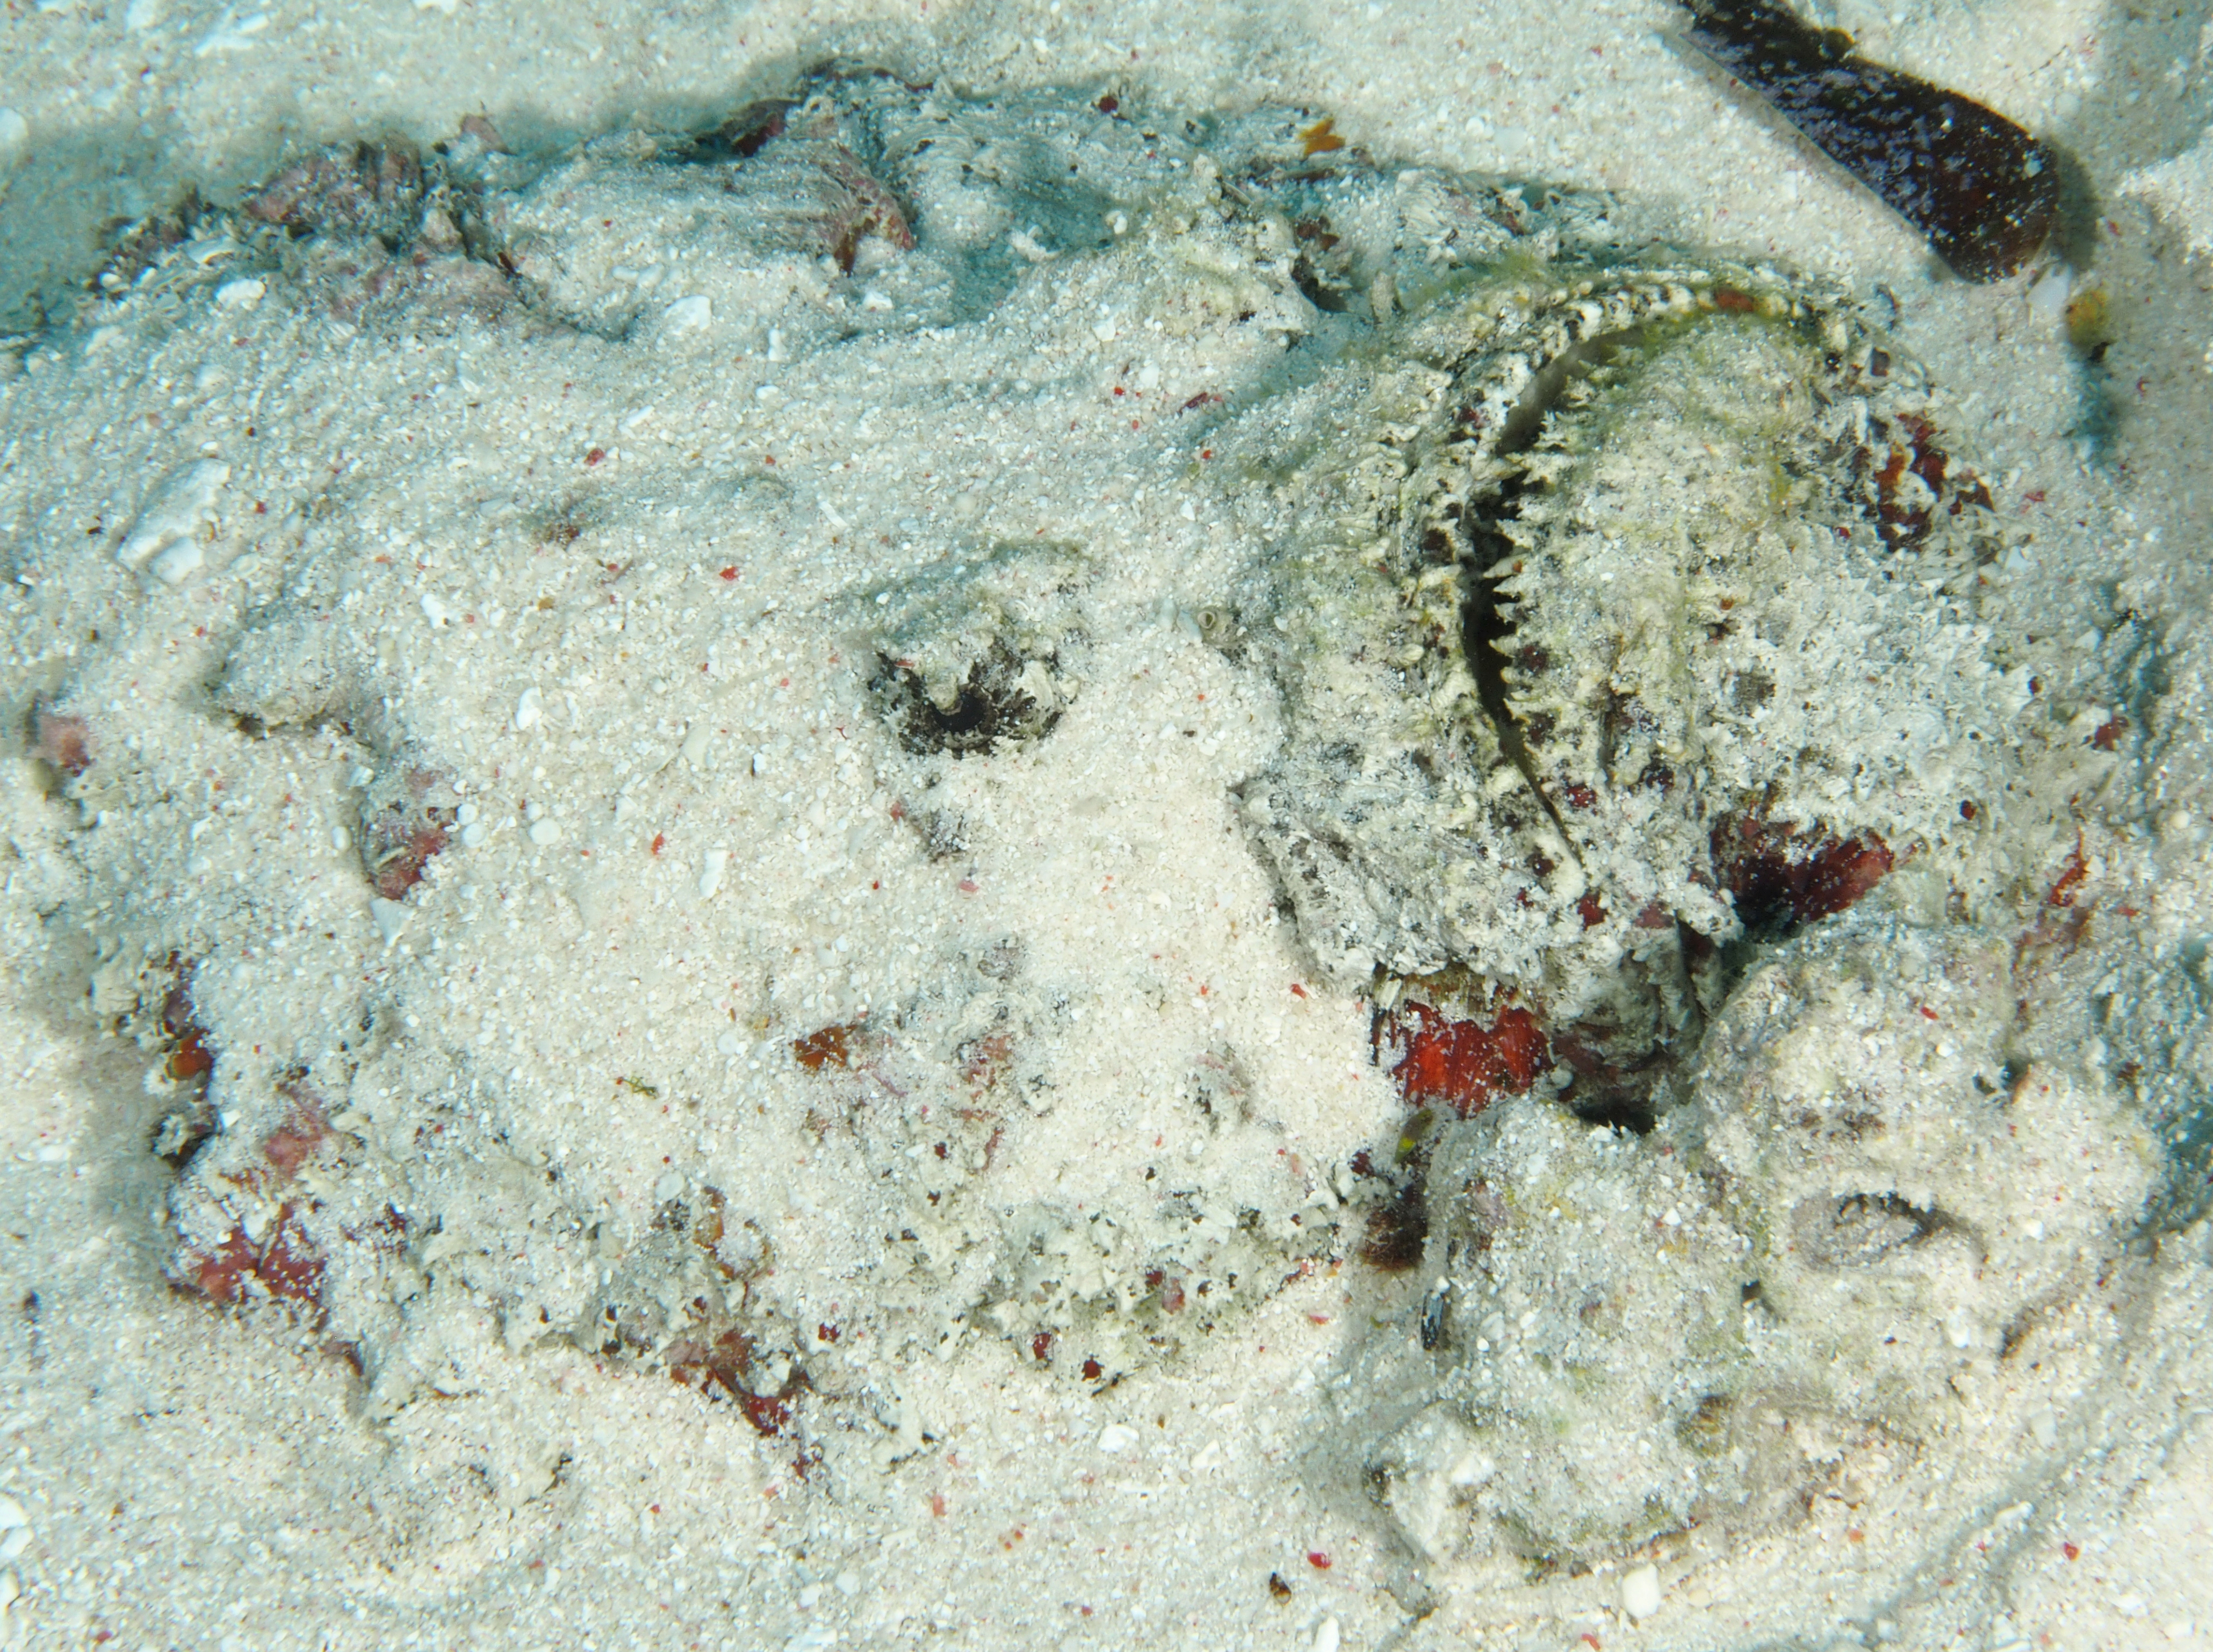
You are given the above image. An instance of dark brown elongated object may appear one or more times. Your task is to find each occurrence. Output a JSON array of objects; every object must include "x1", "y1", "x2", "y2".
[{"x1": 1678, "y1": 0, "x2": 2058, "y2": 279}]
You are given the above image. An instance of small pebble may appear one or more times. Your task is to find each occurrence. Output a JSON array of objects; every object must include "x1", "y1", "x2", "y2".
[
  {"x1": 514, "y1": 687, "x2": 542, "y2": 730},
  {"x1": 215, "y1": 277, "x2": 265, "y2": 311},
  {"x1": 700, "y1": 848, "x2": 730, "y2": 899},
  {"x1": 369, "y1": 897, "x2": 411, "y2": 946},
  {"x1": 664, "y1": 294, "x2": 712, "y2": 333},
  {"x1": 528, "y1": 819, "x2": 562, "y2": 847},
  {"x1": 1622, "y1": 1562, "x2": 1663, "y2": 1620},
  {"x1": 1311, "y1": 1615, "x2": 1340, "y2": 1652},
  {"x1": 1097, "y1": 1422, "x2": 1139, "y2": 1452},
  {"x1": 2028, "y1": 266, "x2": 2073, "y2": 324},
  {"x1": 117, "y1": 458, "x2": 229, "y2": 581}
]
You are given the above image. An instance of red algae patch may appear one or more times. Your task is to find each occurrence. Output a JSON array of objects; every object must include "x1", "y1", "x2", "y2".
[
  {"x1": 1381, "y1": 1001, "x2": 1552, "y2": 1117},
  {"x1": 1712, "y1": 817, "x2": 1894, "y2": 931}
]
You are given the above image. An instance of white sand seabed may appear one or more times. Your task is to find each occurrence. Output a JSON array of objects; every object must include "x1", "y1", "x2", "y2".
[{"x1": 1, "y1": 1, "x2": 2210, "y2": 1648}]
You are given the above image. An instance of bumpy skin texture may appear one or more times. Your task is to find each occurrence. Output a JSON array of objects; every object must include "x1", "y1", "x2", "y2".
[
  {"x1": 1232, "y1": 259, "x2": 2024, "y2": 1080},
  {"x1": 56, "y1": 80, "x2": 2160, "y2": 1572}
]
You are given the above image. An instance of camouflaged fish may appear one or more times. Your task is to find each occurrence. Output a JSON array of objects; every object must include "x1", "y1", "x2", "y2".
[{"x1": 1219, "y1": 228, "x2": 2027, "y2": 1094}]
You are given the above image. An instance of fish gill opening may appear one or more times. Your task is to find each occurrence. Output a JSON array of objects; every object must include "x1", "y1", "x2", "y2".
[
  {"x1": 1459, "y1": 325, "x2": 1648, "y2": 839},
  {"x1": 1453, "y1": 322, "x2": 1697, "y2": 1136}
]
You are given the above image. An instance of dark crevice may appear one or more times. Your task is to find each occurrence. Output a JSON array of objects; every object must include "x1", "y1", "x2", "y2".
[{"x1": 1564, "y1": 1092, "x2": 1658, "y2": 1136}]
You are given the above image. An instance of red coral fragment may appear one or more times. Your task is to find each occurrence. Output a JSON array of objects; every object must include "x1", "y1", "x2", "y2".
[
  {"x1": 1383, "y1": 1002, "x2": 1551, "y2": 1117},
  {"x1": 664, "y1": 1326, "x2": 805, "y2": 1441},
  {"x1": 2045, "y1": 843, "x2": 2087, "y2": 908},
  {"x1": 669, "y1": 1326, "x2": 754, "y2": 1397},
  {"x1": 366, "y1": 818, "x2": 448, "y2": 898},
  {"x1": 668, "y1": 1325, "x2": 804, "y2": 1438},
  {"x1": 361, "y1": 766, "x2": 454, "y2": 899},
  {"x1": 811, "y1": 147, "x2": 914, "y2": 273},
  {"x1": 739, "y1": 1390, "x2": 794, "y2": 1436},
  {"x1": 182, "y1": 1202, "x2": 326, "y2": 1318},
  {"x1": 958, "y1": 1032, "x2": 1013, "y2": 1090},
  {"x1": 162, "y1": 967, "x2": 216, "y2": 1081},
  {"x1": 792, "y1": 1019, "x2": 866, "y2": 1071},
  {"x1": 167, "y1": 1025, "x2": 214, "y2": 1081},
  {"x1": 244, "y1": 140, "x2": 423, "y2": 244}
]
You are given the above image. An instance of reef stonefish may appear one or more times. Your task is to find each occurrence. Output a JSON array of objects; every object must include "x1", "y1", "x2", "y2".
[{"x1": 18, "y1": 67, "x2": 2164, "y2": 1591}]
